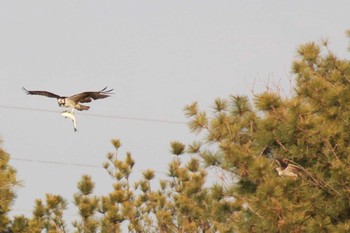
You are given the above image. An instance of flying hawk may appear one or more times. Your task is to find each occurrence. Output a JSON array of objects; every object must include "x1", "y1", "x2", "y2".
[
  {"x1": 22, "y1": 87, "x2": 113, "y2": 113},
  {"x1": 275, "y1": 158, "x2": 300, "y2": 178}
]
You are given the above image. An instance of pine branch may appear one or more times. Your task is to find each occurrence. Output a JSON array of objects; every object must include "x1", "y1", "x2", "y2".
[{"x1": 287, "y1": 159, "x2": 342, "y2": 196}]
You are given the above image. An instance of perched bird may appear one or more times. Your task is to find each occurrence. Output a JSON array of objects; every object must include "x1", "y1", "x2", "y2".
[
  {"x1": 22, "y1": 87, "x2": 113, "y2": 113},
  {"x1": 60, "y1": 111, "x2": 77, "y2": 132},
  {"x1": 275, "y1": 158, "x2": 300, "y2": 178}
]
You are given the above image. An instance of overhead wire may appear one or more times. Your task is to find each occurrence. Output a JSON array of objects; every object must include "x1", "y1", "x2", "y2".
[
  {"x1": 11, "y1": 157, "x2": 167, "y2": 174},
  {"x1": 3, "y1": 104, "x2": 182, "y2": 219},
  {"x1": 1, "y1": 104, "x2": 176, "y2": 174},
  {"x1": 11, "y1": 157, "x2": 101, "y2": 168},
  {"x1": 0, "y1": 104, "x2": 187, "y2": 125}
]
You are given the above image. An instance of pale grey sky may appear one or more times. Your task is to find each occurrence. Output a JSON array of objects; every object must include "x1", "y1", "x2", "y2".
[{"x1": 0, "y1": 0, "x2": 349, "y2": 229}]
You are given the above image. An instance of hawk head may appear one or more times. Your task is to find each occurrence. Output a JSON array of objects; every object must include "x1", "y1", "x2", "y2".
[{"x1": 57, "y1": 98, "x2": 66, "y2": 107}]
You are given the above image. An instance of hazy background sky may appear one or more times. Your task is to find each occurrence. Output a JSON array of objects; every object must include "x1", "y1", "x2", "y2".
[{"x1": 0, "y1": 0, "x2": 349, "y2": 228}]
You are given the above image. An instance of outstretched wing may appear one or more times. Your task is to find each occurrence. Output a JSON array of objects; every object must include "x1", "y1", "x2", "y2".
[
  {"x1": 69, "y1": 87, "x2": 114, "y2": 103},
  {"x1": 22, "y1": 87, "x2": 62, "y2": 99}
]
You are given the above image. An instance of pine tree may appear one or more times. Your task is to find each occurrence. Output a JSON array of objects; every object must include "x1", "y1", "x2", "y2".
[
  {"x1": 182, "y1": 40, "x2": 350, "y2": 232},
  {"x1": 27, "y1": 194, "x2": 67, "y2": 232},
  {"x1": 0, "y1": 140, "x2": 21, "y2": 232},
  {"x1": 72, "y1": 175, "x2": 99, "y2": 233}
]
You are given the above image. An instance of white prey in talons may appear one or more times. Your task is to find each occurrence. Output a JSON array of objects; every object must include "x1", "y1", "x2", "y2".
[{"x1": 61, "y1": 111, "x2": 78, "y2": 132}]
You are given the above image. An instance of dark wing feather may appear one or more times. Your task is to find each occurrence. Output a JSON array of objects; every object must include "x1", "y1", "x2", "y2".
[
  {"x1": 22, "y1": 87, "x2": 61, "y2": 98},
  {"x1": 79, "y1": 97, "x2": 93, "y2": 103},
  {"x1": 69, "y1": 87, "x2": 114, "y2": 103}
]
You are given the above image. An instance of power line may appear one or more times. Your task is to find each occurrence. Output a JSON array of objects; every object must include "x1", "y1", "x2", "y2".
[
  {"x1": 0, "y1": 105, "x2": 187, "y2": 125},
  {"x1": 11, "y1": 157, "x2": 101, "y2": 168},
  {"x1": 11, "y1": 157, "x2": 167, "y2": 174}
]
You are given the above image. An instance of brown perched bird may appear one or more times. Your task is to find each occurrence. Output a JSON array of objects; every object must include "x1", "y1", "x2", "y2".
[
  {"x1": 22, "y1": 87, "x2": 114, "y2": 113},
  {"x1": 275, "y1": 158, "x2": 300, "y2": 178}
]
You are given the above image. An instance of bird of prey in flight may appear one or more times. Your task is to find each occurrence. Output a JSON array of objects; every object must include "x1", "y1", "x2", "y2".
[
  {"x1": 23, "y1": 87, "x2": 113, "y2": 131},
  {"x1": 22, "y1": 87, "x2": 113, "y2": 113}
]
